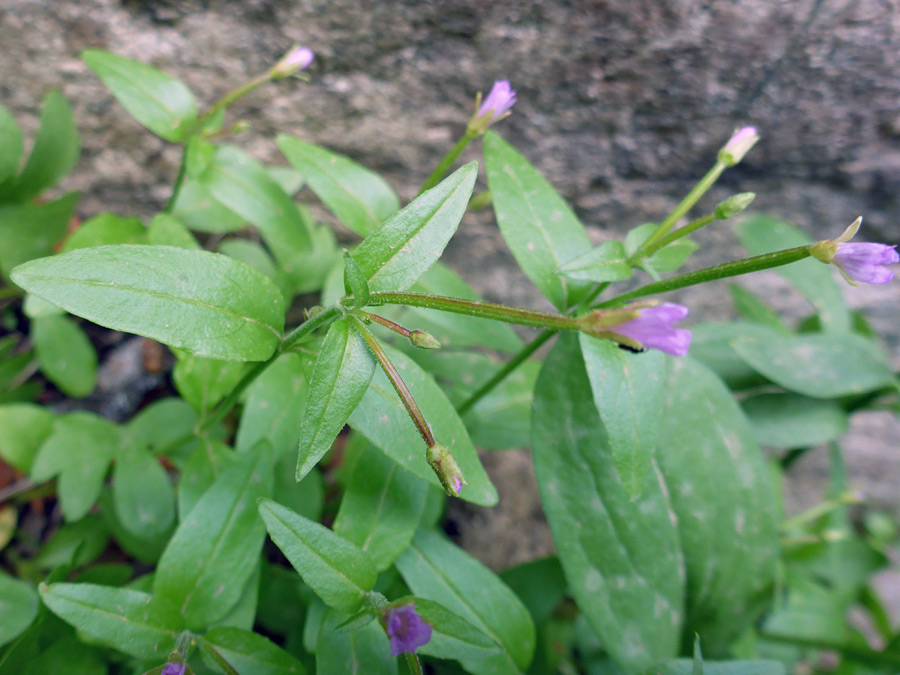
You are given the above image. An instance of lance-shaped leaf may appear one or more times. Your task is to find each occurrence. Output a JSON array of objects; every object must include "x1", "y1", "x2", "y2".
[
  {"x1": 531, "y1": 333, "x2": 684, "y2": 672},
  {"x1": 39, "y1": 583, "x2": 184, "y2": 660},
  {"x1": 484, "y1": 131, "x2": 591, "y2": 309},
  {"x1": 396, "y1": 529, "x2": 535, "y2": 673},
  {"x1": 333, "y1": 437, "x2": 428, "y2": 571},
  {"x1": 83, "y1": 50, "x2": 198, "y2": 142},
  {"x1": 348, "y1": 345, "x2": 498, "y2": 506},
  {"x1": 579, "y1": 335, "x2": 667, "y2": 499},
  {"x1": 11, "y1": 245, "x2": 285, "y2": 361},
  {"x1": 154, "y1": 445, "x2": 275, "y2": 630},
  {"x1": 199, "y1": 145, "x2": 313, "y2": 280},
  {"x1": 61, "y1": 213, "x2": 147, "y2": 252},
  {"x1": 0, "y1": 192, "x2": 80, "y2": 278},
  {"x1": 731, "y1": 332, "x2": 896, "y2": 399},
  {"x1": 258, "y1": 499, "x2": 377, "y2": 613},
  {"x1": 32, "y1": 314, "x2": 98, "y2": 398},
  {"x1": 277, "y1": 135, "x2": 399, "y2": 236},
  {"x1": 741, "y1": 392, "x2": 848, "y2": 449},
  {"x1": 2, "y1": 91, "x2": 80, "y2": 203},
  {"x1": 203, "y1": 627, "x2": 306, "y2": 675},
  {"x1": 297, "y1": 319, "x2": 375, "y2": 480},
  {"x1": 656, "y1": 358, "x2": 781, "y2": 650},
  {"x1": 316, "y1": 608, "x2": 397, "y2": 675},
  {"x1": 557, "y1": 241, "x2": 632, "y2": 283},
  {"x1": 352, "y1": 162, "x2": 477, "y2": 293}
]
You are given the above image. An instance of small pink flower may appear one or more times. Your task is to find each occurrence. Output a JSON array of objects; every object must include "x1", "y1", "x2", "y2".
[
  {"x1": 610, "y1": 303, "x2": 692, "y2": 356},
  {"x1": 383, "y1": 604, "x2": 433, "y2": 656},
  {"x1": 718, "y1": 126, "x2": 759, "y2": 166},
  {"x1": 477, "y1": 80, "x2": 517, "y2": 122},
  {"x1": 272, "y1": 46, "x2": 314, "y2": 78},
  {"x1": 832, "y1": 242, "x2": 898, "y2": 284}
]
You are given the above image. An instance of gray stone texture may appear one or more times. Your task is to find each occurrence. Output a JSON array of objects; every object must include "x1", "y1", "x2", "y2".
[{"x1": 2, "y1": 0, "x2": 899, "y2": 566}]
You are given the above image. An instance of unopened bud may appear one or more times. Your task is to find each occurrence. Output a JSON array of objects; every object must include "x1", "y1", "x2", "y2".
[
  {"x1": 718, "y1": 126, "x2": 759, "y2": 167},
  {"x1": 271, "y1": 46, "x2": 314, "y2": 79},
  {"x1": 425, "y1": 443, "x2": 467, "y2": 497},
  {"x1": 229, "y1": 120, "x2": 252, "y2": 136},
  {"x1": 714, "y1": 192, "x2": 755, "y2": 219},
  {"x1": 409, "y1": 330, "x2": 441, "y2": 350}
]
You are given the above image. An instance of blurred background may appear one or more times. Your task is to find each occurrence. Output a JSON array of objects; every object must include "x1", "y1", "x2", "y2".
[{"x1": 1, "y1": 0, "x2": 898, "y2": 571}]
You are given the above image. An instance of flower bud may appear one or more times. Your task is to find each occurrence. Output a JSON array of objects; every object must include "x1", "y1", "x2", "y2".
[
  {"x1": 468, "y1": 80, "x2": 516, "y2": 134},
  {"x1": 271, "y1": 46, "x2": 314, "y2": 79},
  {"x1": 718, "y1": 126, "x2": 759, "y2": 167},
  {"x1": 425, "y1": 443, "x2": 467, "y2": 497},
  {"x1": 409, "y1": 330, "x2": 441, "y2": 350},
  {"x1": 714, "y1": 192, "x2": 755, "y2": 219}
]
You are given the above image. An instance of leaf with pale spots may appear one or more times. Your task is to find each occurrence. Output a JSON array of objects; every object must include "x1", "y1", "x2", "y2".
[
  {"x1": 154, "y1": 443, "x2": 275, "y2": 630},
  {"x1": 656, "y1": 357, "x2": 779, "y2": 650},
  {"x1": 484, "y1": 131, "x2": 592, "y2": 310},
  {"x1": 39, "y1": 583, "x2": 184, "y2": 660},
  {"x1": 11, "y1": 245, "x2": 286, "y2": 361},
  {"x1": 531, "y1": 333, "x2": 684, "y2": 672}
]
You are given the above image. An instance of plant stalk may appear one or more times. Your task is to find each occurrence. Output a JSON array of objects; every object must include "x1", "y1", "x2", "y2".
[{"x1": 419, "y1": 128, "x2": 479, "y2": 194}]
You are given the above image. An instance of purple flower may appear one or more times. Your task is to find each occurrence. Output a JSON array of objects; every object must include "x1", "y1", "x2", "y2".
[
  {"x1": 610, "y1": 303, "x2": 692, "y2": 356},
  {"x1": 718, "y1": 126, "x2": 759, "y2": 166},
  {"x1": 832, "y1": 242, "x2": 898, "y2": 285},
  {"x1": 161, "y1": 662, "x2": 186, "y2": 675},
  {"x1": 384, "y1": 604, "x2": 433, "y2": 656},
  {"x1": 475, "y1": 80, "x2": 516, "y2": 125},
  {"x1": 272, "y1": 46, "x2": 315, "y2": 78}
]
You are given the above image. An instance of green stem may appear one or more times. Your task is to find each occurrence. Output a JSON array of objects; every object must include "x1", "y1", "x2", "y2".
[
  {"x1": 165, "y1": 144, "x2": 190, "y2": 213},
  {"x1": 419, "y1": 128, "x2": 479, "y2": 194},
  {"x1": 362, "y1": 311, "x2": 413, "y2": 339},
  {"x1": 457, "y1": 329, "x2": 555, "y2": 415},
  {"x1": 758, "y1": 631, "x2": 900, "y2": 668},
  {"x1": 199, "y1": 72, "x2": 273, "y2": 127},
  {"x1": 404, "y1": 653, "x2": 424, "y2": 675},
  {"x1": 349, "y1": 315, "x2": 436, "y2": 447},
  {"x1": 779, "y1": 490, "x2": 862, "y2": 532},
  {"x1": 369, "y1": 292, "x2": 581, "y2": 332},
  {"x1": 200, "y1": 352, "x2": 280, "y2": 432},
  {"x1": 197, "y1": 637, "x2": 240, "y2": 675},
  {"x1": 598, "y1": 246, "x2": 812, "y2": 307},
  {"x1": 632, "y1": 213, "x2": 716, "y2": 262},
  {"x1": 282, "y1": 306, "x2": 343, "y2": 351},
  {"x1": 637, "y1": 161, "x2": 726, "y2": 255}
]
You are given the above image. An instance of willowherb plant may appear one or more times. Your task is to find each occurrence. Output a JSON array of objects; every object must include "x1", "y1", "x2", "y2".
[{"x1": 0, "y1": 43, "x2": 898, "y2": 675}]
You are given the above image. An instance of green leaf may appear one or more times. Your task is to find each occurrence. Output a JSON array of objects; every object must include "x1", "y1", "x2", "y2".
[
  {"x1": 154, "y1": 446, "x2": 275, "y2": 629},
  {"x1": 176, "y1": 437, "x2": 237, "y2": 519},
  {"x1": 343, "y1": 250, "x2": 371, "y2": 307},
  {"x1": 0, "y1": 104, "x2": 23, "y2": 183},
  {"x1": 625, "y1": 223, "x2": 698, "y2": 278},
  {"x1": 39, "y1": 582, "x2": 184, "y2": 660},
  {"x1": 259, "y1": 499, "x2": 377, "y2": 613},
  {"x1": 61, "y1": 213, "x2": 146, "y2": 252},
  {"x1": 556, "y1": 241, "x2": 632, "y2": 283},
  {"x1": 83, "y1": 49, "x2": 198, "y2": 142},
  {"x1": 210, "y1": 557, "x2": 261, "y2": 632},
  {"x1": 688, "y1": 322, "x2": 780, "y2": 391},
  {"x1": 296, "y1": 319, "x2": 375, "y2": 480},
  {"x1": 741, "y1": 393, "x2": 848, "y2": 449},
  {"x1": 171, "y1": 179, "x2": 247, "y2": 233},
  {"x1": 173, "y1": 352, "x2": 250, "y2": 412},
  {"x1": 0, "y1": 572, "x2": 39, "y2": 648},
  {"x1": 0, "y1": 192, "x2": 80, "y2": 278},
  {"x1": 580, "y1": 335, "x2": 667, "y2": 499},
  {"x1": 289, "y1": 220, "x2": 341, "y2": 295},
  {"x1": 531, "y1": 333, "x2": 683, "y2": 672},
  {"x1": 500, "y1": 557, "x2": 567, "y2": 626},
  {"x1": 277, "y1": 135, "x2": 400, "y2": 236},
  {"x1": 19, "y1": 636, "x2": 106, "y2": 675},
  {"x1": 660, "y1": 660, "x2": 786, "y2": 675},
  {"x1": 732, "y1": 333, "x2": 896, "y2": 398},
  {"x1": 483, "y1": 131, "x2": 592, "y2": 309},
  {"x1": 32, "y1": 315, "x2": 98, "y2": 398},
  {"x1": 219, "y1": 238, "x2": 291, "y2": 300},
  {"x1": 12, "y1": 245, "x2": 286, "y2": 361},
  {"x1": 146, "y1": 213, "x2": 200, "y2": 249},
  {"x1": 4, "y1": 91, "x2": 80, "y2": 203},
  {"x1": 316, "y1": 608, "x2": 397, "y2": 675},
  {"x1": 349, "y1": 345, "x2": 498, "y2": 506},
  {"x1": 98, "y1": 488, "x2": 166, "y2": 564},
  {"x1": 199, "y1": 145, "x2": 313, "y2": 280},
  {"x1": 401, "y1": 262, "x2": 523, "y2": 354},
  {"x1": 124, "y1": 398, "x2": 198, "y2": 454},
  {"x1": 30, "y1": 412, "x2": 120, "y2": 521},
  {"x1": 113, "y1": 443, "x2": 176, "y2": 540},
  {"x1": 0, "y1": 403, "x2": 55, "y2": 472},
  {"x1": 352, "y1": 162, "x2": 477, "y2": 293},
  {"x1": 34, "y1": 515, "x2": 109, "y2": 569},
  {"x1": 736, "y1": 215, "x2": 850, "y2": 333},
  {"x1": 236, "y1": 352, "x2": 307, "y2": 456},
  {"x1": 657, "y1": 358, "x2": 779, "y2": 650},
  {"x1": 203, "y1": 627, "x2": 307, "y2": 675},
  {"x1": 333, "y1": 437, "x2": 428, "y2": 571},
  {"x1": 404, "y1": 596, "x2": 502, "y2": 662},
  {"x1": 396, "y1": 529, "x2": 535, "y2": 673},
  {"x1": 727, "y1": 285, "x2": 790, "y2": 333}
]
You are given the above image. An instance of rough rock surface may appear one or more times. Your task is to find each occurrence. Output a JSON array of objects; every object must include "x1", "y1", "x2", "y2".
[{"x1": 2, "y1": 0, "x2": 899, "y2": 568}]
